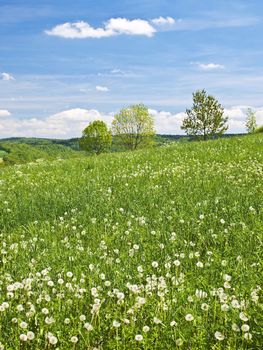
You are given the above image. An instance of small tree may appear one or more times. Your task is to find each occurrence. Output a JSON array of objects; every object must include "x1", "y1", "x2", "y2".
[
  {"x1": 181, "y1": 89, "x2": 228, "y2": 140},
  {"x1": 79, "y1": 120, "x2": 112, "y2": 154},
  {"x1": 112, "y1": 104, "x2": 155, "y2": 150},
  {"x1": 245, "y1": 108, "x2": 257, "y2": 133}
]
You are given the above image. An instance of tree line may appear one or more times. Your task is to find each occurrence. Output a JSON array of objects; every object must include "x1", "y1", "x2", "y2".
[{"x1": 80, "y1": 89, "x2": 261, "y2": 154}]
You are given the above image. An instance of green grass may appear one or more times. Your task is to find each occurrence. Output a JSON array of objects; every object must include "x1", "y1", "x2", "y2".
[
  {"x1": 0, "y1": 142, "x2": 82, "y2": 165},
  {"x1": 0, "y1": 134, "x2": 262, "y2": 349}
]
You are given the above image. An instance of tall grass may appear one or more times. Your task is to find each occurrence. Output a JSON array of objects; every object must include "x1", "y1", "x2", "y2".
[{"x1": 0, "y1": 134, "x2": 262, "y2": 349}]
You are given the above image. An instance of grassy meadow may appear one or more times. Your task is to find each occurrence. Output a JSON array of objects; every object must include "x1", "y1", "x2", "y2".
[{"x1": 0, "y1": 134, "x2": 262, "y2": 349}]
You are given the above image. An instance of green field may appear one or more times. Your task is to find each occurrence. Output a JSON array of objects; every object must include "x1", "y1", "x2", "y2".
[{"x1": 0, "y1": 135, "x2": 262, "y2": 349}]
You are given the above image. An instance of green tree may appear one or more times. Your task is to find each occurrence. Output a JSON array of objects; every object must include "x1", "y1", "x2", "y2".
[
  {"x1": 181, "y1": 90, "x2": 228, "y2": 140},
  {"x1": 245, "y1": 108, "x2": 257, "y2": 133},
  {"x1": 79, "y1": 120, "x2": 112, "y2": 154},
  {"x1": 112, "y1": 104, "x2": 155, "y2": 150}
]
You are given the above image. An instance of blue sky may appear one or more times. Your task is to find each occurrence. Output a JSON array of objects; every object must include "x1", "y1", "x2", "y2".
[{"x1": 0, "y1": 0, "x2": 263, "y2": 137}]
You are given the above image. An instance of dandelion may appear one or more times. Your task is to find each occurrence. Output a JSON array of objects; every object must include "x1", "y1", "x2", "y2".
[
  {"x1": 113, "y1": 320, "x2": 121, "y2": 328},
  {"x1": 153, "y1": 317, "x2": 162, "y2": 324},
  {"x1": 196, "y1": 261, "x2": 204, "y2": 268},
  {"x1": 42, "y1": 308, "x2": 49, "y2": 314},
  {"x1": 19, "y1": 334, "x2": 27, "y2": 341},
  {"x1": 201, "y1": 303, "x2": 209, "y2": 311},
  {"x1": 176, "y1": 338, "x2": 183, "y2": 346},
  {"x1": 20, "y1": 321, "x2": 28, "y2": 329},
  {"x1": 137, "y1": 265, "x2": 143, "y2": 273},
  {"x1": 143, "y1": 326, "x2": 150, "y2": 332},
  {"x1": 27, "y1": 331, "x2": 35, "y2": 340},
  {"x1": 185, "y1": 314, "x2": 194, "y2": 321},
  {"x1": 239, "y1": 312, "x2": 249, "y2": 322},
  {"x1": 170, "y1": 320, "x2": 177, "y2": 327},
  {"x1": 224, "y1": 281, "x2": 231, "y2": 289},
  {"x1": 70, "y1": 336, "x2": 78, "y2": 343},
  {"x1": 117, "y1": 292, "x2": 125, "y2": 300},
  {"x1": 221, "y1": 304, "x2": 229, "y2": 312},
  {"x1": 152, "y1": 261, "x2": 158, "y2": 268},
  {"x1": 214, "y1": 331, "x2": 225, "y2": 341},
  {"x1": 17, "y1": 305, "x2": 24, "y2": 312},
  {"x1": 231, "y1": 299, "x2": 240, "y2": 308},
  {"x1": 45, "y1": 317, "x2": 55, "y2": 325},
  {"x1": 48, "y1": 335, "x2": 58, "y2": 345},
  {"x1": 244, "y1": 332, "x2": 252, "y2": 340},
  {"x1": 223, "y1": 274, "x2": 231, "y2": 281},
  {"x1": 84, "y1": 323, "x2": 93, "y2": 331},
  {"x1": 232, "y1": 323, "x2": 240, "y2": 332},
  {"x1": 241, "y1": 324, "x2": 250, "y2": 332},
  {"x1": 135, "y1": 334, "x2": 143, "y2": 341}
]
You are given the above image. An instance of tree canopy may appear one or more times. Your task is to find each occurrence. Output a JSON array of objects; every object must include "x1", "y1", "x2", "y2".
[
  {"x1": 245, "y1": 108, "x2": 257, "y2": 133},
  {"x1": 79, "y1": 120, "x2": 112, "y2": 154},
  {"x1": 181, "y1": 90, "x2": 228, "y2": 140},
  {"x1": 112, "y1": 104, "x2": 155, "y2": 150}
]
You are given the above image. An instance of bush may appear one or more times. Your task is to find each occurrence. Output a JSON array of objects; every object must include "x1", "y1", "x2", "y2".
[{"x1": 254, "y1": 125, "x2": 263, "y2": 133}]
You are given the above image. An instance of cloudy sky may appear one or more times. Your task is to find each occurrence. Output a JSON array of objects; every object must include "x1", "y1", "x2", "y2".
[{"x1": 0, "y1": 0, "x2": 263, "y2": 138}]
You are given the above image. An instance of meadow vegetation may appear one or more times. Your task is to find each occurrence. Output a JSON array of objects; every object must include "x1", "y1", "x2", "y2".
[
  {"x1": 0, "y1": 134, "x2": 262, "y2": 349},
  {"x1": 0, "y1": 141, "x2": 82, "y2": 166}
]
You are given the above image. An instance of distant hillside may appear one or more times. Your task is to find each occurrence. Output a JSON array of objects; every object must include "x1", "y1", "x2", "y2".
[
  {"x1": 0, "y1": 141, "x2": 82, "y2": 166},
  {"x1": 0, "y1": 137, "x2": 80, "y2": 150},
  {"x1": 0, "y1": 134, "x2": 246, "y2": 166}
]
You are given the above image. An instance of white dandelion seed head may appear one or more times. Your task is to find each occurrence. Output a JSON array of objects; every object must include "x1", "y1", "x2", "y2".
[
  {"x1": 185, "y1": 314, "x2": 194, "y2": 321},
  {"x1": 214, "y1": 331, "x2": 225, "y2": 341},
  {"x1": 135, "y1": 334, "x2": 143, "y2": 341},
  {"x1": 244, "y1": 332, "x2": 252, "y2": 340},
  {"x1": 241, "y1": 324, "x2": 250, "y2": 332},
  {"x1": 113, "y1": 320, "x2": 121, "y2": 328},
  {"x1": 239, "y1": 312, "x2": 249, "y2": 322},
  {"x1": 84, "y1": 322, "x2": 93, "y2": 331},
  {"x1": 27, "y1": 331, "x2": 35, "y2": 340},
  {"x1": 19, "y1": 334, "x2": 27, "y2": 341},
  {"x1": 143, "y1": 326, "x2": 150, "y2": 332},
  {"x1": 70, "y1": 336, "x2": 78, "y2": 343}
]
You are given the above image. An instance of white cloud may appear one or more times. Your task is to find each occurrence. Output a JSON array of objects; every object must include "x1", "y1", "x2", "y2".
[
  {"x1": 224, "y1": 107, "x2": 263, "y2": 132},
  {"x1": 45, "y1": 15, "x2": 258, "y2": 39},
  {"x1": 45, "y1": 18, "x2": 156, "y2": 39},
  {"x1": 1, "y1": 72, "x2": 15, "y2": 81},
  {"x1": 96, "y1": 85, "x2": 109, "y2": 92},
  {"x1": 152, "y1": 16, "x2": 176, "y2": 25},
  {"x1": 110, "y1": 69, "x2": 123, "y2": 74},
  {"x1": 0, "y1": 108, "x2": 113, "y2": 138},
  {"x1": 0, "y1": 109, "x2": 11, "y2": 117},
  {"x1": 149, "y1": 109, "x2": 185, "y2": 134},
  {"x1": 1, "y1": 106, "x2": 262, "y2": 139},
  {"x1": 198, "y1": 63, "x2": 225, "y2": 71},
  {"x1": 107, "y1": 18, "x2": 156, "y2": 36}
]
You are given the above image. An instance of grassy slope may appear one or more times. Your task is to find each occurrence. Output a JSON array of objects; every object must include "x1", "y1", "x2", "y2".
[
  {"x1": 0, "y1": 142, "x2": 83, "y2": 165},
  {"x1": 0, "y1": 134, "x2": 262, "y2": 349}
]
